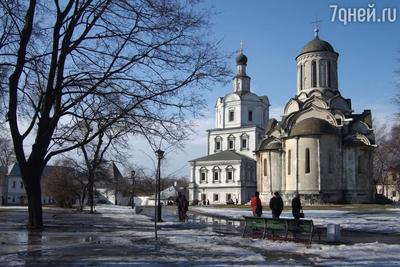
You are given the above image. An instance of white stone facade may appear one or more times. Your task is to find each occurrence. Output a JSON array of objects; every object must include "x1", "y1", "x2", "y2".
[
  {"x1": 189, "y1": 48, "x2": 269, "y2": 204},
  {"x1": 256, "y1": 32, "x2": 375, "y2": 205}
]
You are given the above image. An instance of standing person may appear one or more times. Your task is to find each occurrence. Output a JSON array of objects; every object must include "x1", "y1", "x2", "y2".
[
  {"x1": 292, "y1": 192, "x2": 303, "y2": 220},
  {"x1": 251, "y1": 191, "x2": 263, "y2": 217},
  {"x1": 175, "y1": 191, "x2": 184, "y2": 221},
  {"x1": 269, "y1": 192, "x2": 284, "y2": 218},
  {"x1": 182, "y1": 195, "x2": 189, "y2": 222}
]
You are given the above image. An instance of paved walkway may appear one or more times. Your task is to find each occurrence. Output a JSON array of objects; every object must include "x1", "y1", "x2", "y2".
[{"x1": 0, "y1": 205, "x2": 399, "y2": 266}]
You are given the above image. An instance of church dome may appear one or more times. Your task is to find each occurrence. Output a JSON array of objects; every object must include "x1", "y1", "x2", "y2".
[
  {"x1": 298, "y1": 36, "x2": 336, "y2": 57},
  {"x1": 290, "y1": 118, "x2": 338, "y2": 137},
  {"x1": 236, "y1": 53, "x2": 247, "y2": 65}
]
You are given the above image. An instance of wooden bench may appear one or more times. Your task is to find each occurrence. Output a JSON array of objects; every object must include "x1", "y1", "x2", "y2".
[{"x1": 242, "y1": 216, "x2": 320, "y2": 244}]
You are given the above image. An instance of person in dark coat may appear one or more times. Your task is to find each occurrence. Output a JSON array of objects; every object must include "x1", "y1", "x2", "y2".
[
  {"x1": 269, "y1": 191, "x2": 284, "y2": 218},
  {"x1": 292, "y1": 192, "x2": 303, "y2": 220},
  {"x1": 251, "y1": 191, "x2": 263, "y2": 217},
  {"x1": 175, "y1": 192, "x2": 185, "y2": 221}
]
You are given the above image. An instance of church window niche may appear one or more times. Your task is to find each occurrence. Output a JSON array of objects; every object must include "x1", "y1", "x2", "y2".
[
  {"x1": 226, "y1": 166, "x2": 234, "y2": 182},
  {"x1": 319, "y1": 60, "x2": 325, "y2": 87},
  {"x1": 311, "y1": 61, "x2": 317, "y2": 87},
  {"x1": 228, "y1": 135, "x2": 235, "y2": 150},
  {"x1": 240, "y1": 133, "x2": 249, "y2": 150},
  {"x1": 358, "y1": 155, "x2": 363, "y2": 174},
  {"x1": 327, "y1": 61, "x2": 332, "y2": 87},
  {"x1": 229, "y1": 110, "x2": 234, "y2": 121},
  {"x1": 215, "y1": 136, "x2": 222, "y2": 152},
  {"x1": 213, "y1": 166, "x2": 221, "y2": 183},
  {"x1": 200, "y1": 167, "x2": 207, "y2": 183},
  {"x1": 288, "y1": 150, "x2": 291, "y2": 175},
  {"x1": 305, "y1": 148, "x2": 310, "y2": 173},
  {"x1": 328, "y1": 150, "x2": 334, "y2": 174},
  {"x1": 248, "y1": 110, "x2": 253, "y2": 122},
  {"x1": 263, "y1": 158, "x2": 268, "y2": 176},
  {"x1": 299, "y1": 64, "x2": 303, "y2": 90}
]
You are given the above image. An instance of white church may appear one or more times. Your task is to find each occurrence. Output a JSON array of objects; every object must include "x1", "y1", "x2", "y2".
[
  {"x1": 189, "y1": 29, "x2": 375, "y2": 205},
  {"x1": 256, "y1": 29, "x2": 376, "y2": 204},
  {"x1": 188, "y1": 44, "x2": 269, "y2": 204}
]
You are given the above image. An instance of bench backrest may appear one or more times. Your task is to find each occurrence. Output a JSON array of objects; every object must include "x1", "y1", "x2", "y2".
[
  {"x1": 243, "y1": 216, "x2": 266, "y2": 228},
  {"x1": 265, "y1": 218, "x2": 287, "y2": 230},
  {"x1": 285, "y1": 219, "x2": 313, "y2": 233},
  {"x1": 243, "y1": 216, "x2": 314, "y2": 233}
]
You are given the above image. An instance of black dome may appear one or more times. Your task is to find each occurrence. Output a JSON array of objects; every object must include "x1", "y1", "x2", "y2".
[{"x1": 236, "y1": 53, "x2": 247, "y2": 65}]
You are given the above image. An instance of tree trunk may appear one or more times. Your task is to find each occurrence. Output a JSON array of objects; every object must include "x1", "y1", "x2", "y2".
[
  {"x1": 88, "y1": 176, "x2": 94, "y2": 213},
  {"x1": 79, "y1": 185, "x2": 87, "y2": 212},
  {"x1": 25, "y1": 175, "x2": 43, "y2": 229}
]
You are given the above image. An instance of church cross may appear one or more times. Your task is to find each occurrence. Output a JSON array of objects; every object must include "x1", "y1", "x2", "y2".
[
  {"x1": 240, "y1": 40, "x2": 244, "y2": 53},
  {"x1": 311, "y1": 18, "x2": 322, "y2": 37}
]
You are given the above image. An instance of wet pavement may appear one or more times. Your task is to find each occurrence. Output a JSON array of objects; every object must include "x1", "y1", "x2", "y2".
[{"x1": 0, "y1": 205, "x2": 399, "y2": 266}]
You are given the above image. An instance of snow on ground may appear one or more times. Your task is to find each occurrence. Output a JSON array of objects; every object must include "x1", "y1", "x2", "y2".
[
  {"x1": 103, "y1": 205, "x2": 400, "y2": 266},
  {"x1": 1, "y1": 205, "x2": 400, "y2": 266},
  {"x1": 191, "y1": 207, "x2": 400, "y2": 234}
]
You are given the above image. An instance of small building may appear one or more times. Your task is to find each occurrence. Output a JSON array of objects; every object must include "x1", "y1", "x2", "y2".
[
  {"x1": 3, "y1": 163, "x2": 59, "y2": 205},
  {"x1": 377, "y1": 168, "x2": 400, "y2": 202}
]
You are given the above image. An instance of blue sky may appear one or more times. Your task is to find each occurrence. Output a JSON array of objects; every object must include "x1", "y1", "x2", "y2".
[{"x1": 129, "y1": 0, "x2": 400, "y2": 177}]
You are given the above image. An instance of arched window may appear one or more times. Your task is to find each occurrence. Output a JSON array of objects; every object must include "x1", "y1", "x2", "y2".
[
  {"x1": 226, "y1": 165, "x2": 234, "y2": 182},
  {"x1": 240, "y1": 133, "x2": 249, "y2": 150},
  {"x1": 263, "y1": 158, "x2": 268, "y2": 176},
  {"x1": 229, "y1": 109, "x2": 234, "y2": 121},
  {"x1": 213, "y1": 166, "x2": 221, "y2": 183},
  {"x1": 214, "y1": 136, "x2": 222, "y2": 152},
  {"x1": 199, "y1": 167, "x2": 208, "y2": 183},
  {"x1": 228, "y1": 135, "x2": 235, "y2": 150},
  {"x1": 299, "y1": 64, "x2": 303, "y2": 90},
  {"x1": 312, "y1": 61, "x2": 317, "y2": 87},
  {"x1": 248, "y1": 110, "x2": 253, "y2": 122},
  {"x1": 327, "y1": 61, "x2": 331, "y2": 87},
  {"x1": 305, "y1": 148, "x2": 310, "y2": 173},
  {"x1": 328, "y1": 150, "x2": 334, "y2": 174},
  {"x1": 288, "y1": 150, "x2": 291, "y2": 175}
]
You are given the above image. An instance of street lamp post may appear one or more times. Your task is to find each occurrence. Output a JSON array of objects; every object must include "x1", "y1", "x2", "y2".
[
  {"x1": 131, "y1": 170, "x2": 136, "y2": 209},
  {"x1": 154, "y1": 148, "x2": 164, "y2": 240},
  {"x1": 155, "y1": 149, "x2": 164, "y2": 222}
]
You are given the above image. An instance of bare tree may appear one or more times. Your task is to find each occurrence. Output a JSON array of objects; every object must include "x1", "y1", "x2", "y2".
[
  {"x1": 0, "y1": 0, "x2": 228, "y2": 228},
  {"x1": 0, "y1": 134, "x2": 15, "y2": 167},
  {"x1": 43, "y1": 160, "x2": 85, "y2": 208}
]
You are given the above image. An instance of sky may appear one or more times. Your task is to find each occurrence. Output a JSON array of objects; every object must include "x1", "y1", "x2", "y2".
[{"x1": 128, "y1": 0, "x2": 400, "y2": 178}]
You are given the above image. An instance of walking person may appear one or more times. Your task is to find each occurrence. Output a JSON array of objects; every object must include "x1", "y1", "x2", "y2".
[
  {"x1": 181, "y1": 194, "x2": 189, "y2": 221},
  {"x1": 292, "y1": 192, "x2": 303, "y2": 220},
  {"x1": 175, "y1": 191, "x2": 185, "y2": 221},
  {"x1": 251, "y1": 191, "x2": 263, "y2": 217},
  {"x1": 269, "y1": 192, "x2": 284, "y2": 218}
]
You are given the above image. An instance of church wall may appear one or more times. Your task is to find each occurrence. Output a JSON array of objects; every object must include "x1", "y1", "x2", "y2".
[
  {"x1": 297, "y1": 137, "x2": 319, "y2": 192},
  {"x1": 284, "y1": 138, "x2": 297, "y2": 192},
  {"x1": 189, "y1": 160, "x2": 256, "y2": 204},
  {"x1": 283, "y1": 137, "x2": 320, "y2": 193},
  {"x1": 296, "y1": 52, "x2": 338, "y2": 95},
  {"x1": 319, "y1": 135, "x2": 341, "y2": 191},
  {"x1": 224, "y1": 100, "x2": 242, "y2": 128},
  {"x1": 342, "y1": 145, "x2": 374, "y2": 203},
  {"x1": 208, "y1": 127, "x2": 259, "y2": 159}
]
